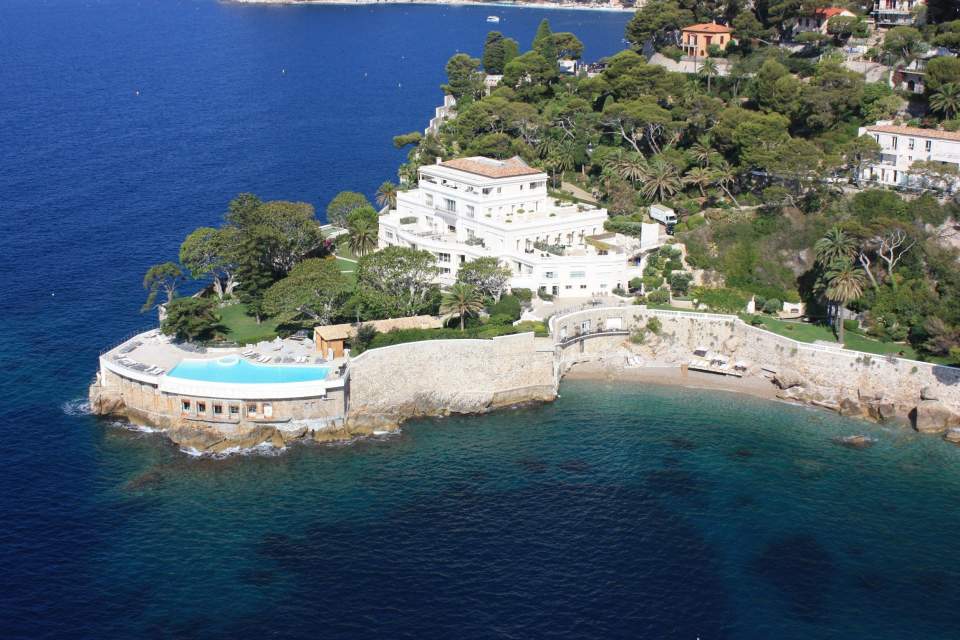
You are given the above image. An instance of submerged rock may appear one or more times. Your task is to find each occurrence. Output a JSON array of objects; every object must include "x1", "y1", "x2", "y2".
[
  {"x1": 944, "y1": 428, "x2": 960, "y2": 445},
  {"x1": 832, "y1": 435, "x2": 874, "y2": 449}
]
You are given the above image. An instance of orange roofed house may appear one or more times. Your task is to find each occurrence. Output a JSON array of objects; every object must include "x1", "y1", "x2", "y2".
[{"x1": 680, "y1": 22, "x2": 733, "y2": 59}]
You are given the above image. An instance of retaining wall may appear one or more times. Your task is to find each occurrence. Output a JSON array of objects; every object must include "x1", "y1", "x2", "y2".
[{"x1": 346, "y1": 332, "x2": 558, "y2": 427}]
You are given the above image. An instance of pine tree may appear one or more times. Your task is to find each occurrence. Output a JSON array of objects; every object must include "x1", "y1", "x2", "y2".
[
  {"x1": 482, "y1": 31, "x2": 506, "y2": 74},
  {"x1": 532, "y1": 19, "x2": 557, "y2": 62}
]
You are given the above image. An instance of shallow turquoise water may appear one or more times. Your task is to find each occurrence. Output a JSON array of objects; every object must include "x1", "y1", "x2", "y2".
[
  {"x1": 167, "y1": 356, "x2": 331, "y2": 384},
  {"x1": 18, "y1": 380, "x2": 960, "y2": 639}
]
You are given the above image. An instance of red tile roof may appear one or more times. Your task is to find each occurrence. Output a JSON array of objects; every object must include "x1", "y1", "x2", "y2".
[
  {"x1": 439, "y1": 156, "x2": 543, "y2": 179},
  {"x1": 815, "y1": 7, "x2": 854, "y2": 18},
  {"x1": 681, "y1": 22, "x2": 733, "y2": 34},
  {"x1": 865, "y1": 124, "x2": 960, "y2": 142}
]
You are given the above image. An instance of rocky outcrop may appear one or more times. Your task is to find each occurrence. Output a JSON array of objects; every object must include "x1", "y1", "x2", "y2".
[
  {"x1": 833, "y1": 435, "x2": 875, "y2": 449},
  {"x1": 945, "y1": 428, "x2": 960, "y2": 445},
  {"x1": 911, "y1": 400, "x2": 960, "y2": 434}
]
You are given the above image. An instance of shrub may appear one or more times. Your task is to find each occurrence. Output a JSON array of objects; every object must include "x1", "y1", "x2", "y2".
[
  {"x1": 693, "y1": 287, "x2": 750, "y2": 313},
  {"x1": 538, "y1": 290, "x2": 554, "y2": 301},
  {"x1": 487, "y1": 313, "x2": 514, "y2": 326},
  {"x1": 646, "y1": 288, "x2": 671, "y2": 304},
  {"x1": 669, "y1": 271, "x2": 693, "y2": 295},
  {"x1": 843, "y1": 319, "x2": 859, "y2": 333},
  {"x1": 686, "y1": 214, "x2": 707, "y2": 230},
  {"x1": 629, "y1": 277, "x2": 643, "y2": 291},
  {"x1": 612, "y1": 286, "x2": 627, "y2": 296},
  {"x1": 350, "y1": 323, "x2": 379, "y2": 354},
  {"x1": 642, "y1": 274, "x2": 664, "y2": 291},
  {"x1": 646, "y1": 316, "x2": 662, "y2": 334},
  {"x1": 748, "y1": 314, "x2": 764, "y2": 326},
  {"x1": 487, "y1": 294, "x2": 522, "y2": 321},
  {"x1": 629, "y1": 326, "x2": 647, "y2": 344},
  {"x1": 511, "y1": 288, "x2": 533, "y2": 304},
  {"x1": 762, "y1": 298, "x2": 782, "y2": 315}
]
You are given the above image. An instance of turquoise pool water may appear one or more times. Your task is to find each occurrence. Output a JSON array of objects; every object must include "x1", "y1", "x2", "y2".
[{"x1": 167, "y1": 357, "x2": 330, "y2": 384}]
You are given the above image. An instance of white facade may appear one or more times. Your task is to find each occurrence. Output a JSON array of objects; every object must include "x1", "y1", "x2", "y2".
[
  {"x1": 795, "y1": 8, "x2": 855, "y2": 35},
  {"x1": 378, "y1": 156, "x2": 659, "y2": 297},
  {"x1": 873, "y1": 0, "x2": 924, "y2": 27},
  {"x1": 858, "y1": 123, "x2": 960, "y2": 193}
]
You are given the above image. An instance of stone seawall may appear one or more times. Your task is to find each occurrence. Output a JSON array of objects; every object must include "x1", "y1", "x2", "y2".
[
  {"x1": 346, "y1": 332, "x2": 558, "y2": 429},
  {"x1": 551, "y1": 307, "x2": 960, "y2": 438}
]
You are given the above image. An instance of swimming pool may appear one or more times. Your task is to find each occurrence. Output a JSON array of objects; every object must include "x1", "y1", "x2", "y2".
[{"x1": 167, "y1": 356, "x2": 331, "y2": 384}]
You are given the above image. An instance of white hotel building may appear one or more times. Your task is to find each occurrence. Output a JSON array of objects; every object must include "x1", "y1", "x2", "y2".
[
  {"x1": 858, "y1": 124, "x2": 960, "y2": 193},
  {"x1": 378, "y1": 156, "x2": 660, "y2": 297}
]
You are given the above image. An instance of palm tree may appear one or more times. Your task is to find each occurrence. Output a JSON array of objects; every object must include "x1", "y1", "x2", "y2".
[
  {"x1": 814, "y1": 226, "x2": 857, "y2": 266},
  {"x1": 684, "y1": 166, "x2": 713, "y2": 197},
  {"x1": 375, "y1": 181, "x2": 398, "y2": 210},
  {"x1": 930, "y1": 83, "x2": 960, "y2": 120},
  {"x1": 709, "y1": 161, "x2": 741, "y2": 207},
  {"x1": 544, "y1": 141, "x2": 576, "y2": 188},
  {"x1": 699, "y1": 58, "x2": 718, "y2": 94},
  {"x1": 612, "y1": 151, "x2": 648, "y2": 185},
  {"x1": 348, "y1": 216, "x2": 378, "y2": 257},
  {"x1": 825, "y1": 260, "x2": 866, "y2": 345},
  {"x1": 690, "y1": 135, "x2": 714, "y2": 168},
  {"x1": 440, "y1": 283, "x2": 485, "y2": 331},
  {"x1": 639, "y1": 155, "x2": 681, "y2": 202}
]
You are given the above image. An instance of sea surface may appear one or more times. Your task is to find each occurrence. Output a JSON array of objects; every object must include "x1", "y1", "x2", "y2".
[{"x1": 3, "y1": 1, "x2": 960, "y2": 638}]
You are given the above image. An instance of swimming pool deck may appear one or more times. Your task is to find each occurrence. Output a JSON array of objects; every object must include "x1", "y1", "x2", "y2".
[{"x1": 103, "y1": 330, "x2": 346, "y2": 382}]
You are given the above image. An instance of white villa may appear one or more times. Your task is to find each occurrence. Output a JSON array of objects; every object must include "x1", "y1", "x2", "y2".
[
  {"x1": 378, "y1": 156, "x2": 661, "y2": 297},
  {"x1": 858, "y1": 123, "x2": 960, "y2": 192}
]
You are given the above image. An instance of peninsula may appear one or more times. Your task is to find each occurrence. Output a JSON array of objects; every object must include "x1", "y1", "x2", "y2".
[{"x1": 92, "y1": 8, "x2": 960, "y2": 453}]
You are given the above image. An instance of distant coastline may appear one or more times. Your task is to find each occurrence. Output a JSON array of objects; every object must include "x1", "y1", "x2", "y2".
[{"x1": 224, "y1": 0, "x2": 636, "y2": 13}]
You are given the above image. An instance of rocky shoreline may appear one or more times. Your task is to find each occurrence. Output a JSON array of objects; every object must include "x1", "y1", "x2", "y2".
[{"x1": 224, "y1": 0, "x2": 635, "y2": 12}]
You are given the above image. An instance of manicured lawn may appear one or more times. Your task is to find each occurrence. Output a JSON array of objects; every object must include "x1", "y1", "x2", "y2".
[
  {"x1": 219, "y1": 303, "x2": 280, "y2": 344},
  {"x1": 742, "y1": 315, "x2": 929, "y2": 360},
  {"x1": 334, "y1": 257, "x2": 357, "y2": 283}
]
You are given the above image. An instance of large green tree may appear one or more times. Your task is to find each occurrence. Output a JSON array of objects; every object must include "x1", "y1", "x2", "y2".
[
  {"x1": 355, "y1": 246, "x2": 439, "y2": 318},
  {"x1": 326, "y1": 191, "x2": 372, "y2": 228},
  {"x1": 261, "y1": 258, "x2": 351, "y2": 325},
  {"x1": 443, "y1": 53, "x2": 484, "y2": 103},
  {"x1": 482, "y1": 31, "x2": 507, "y2": 74},
  {"x1": 624, "y1": 0, "x2": 694, "y2": 49},
  {"x1": 179, "y1": 226, "x2": 240, "y2": 300},
  {"x1": 456, "y1": 257, "x2": 513, "y2": 302},
  {"x1": 142, "y1": 262, "x2": 184, "y2": 312},
  {"x1": 532, "y1": 19, "x2": 558, "y2": 62},
  {"x1": 161, "y1": 297, "x2": 222, "y2": 342}
]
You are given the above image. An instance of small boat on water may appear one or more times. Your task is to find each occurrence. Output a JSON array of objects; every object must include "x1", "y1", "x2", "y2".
[{"x1": 486, "y1": 16, "x2": 500, "y2": 23}]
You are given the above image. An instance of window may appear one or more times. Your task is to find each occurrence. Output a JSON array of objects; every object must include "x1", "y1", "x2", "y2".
[
  {"x1": 459, "y1": 255, "x2": 466, "y2": 263},
  {"x1": 262, "y1": 403, "x2": 273, "y2": 418},
  {"x1": 229, "y1": 405, "x2": 240, "y2": 416},
  {"x1": 444, "y1": 198, "x2": 456, "y2": 212},
  {"x1": 247, "y1": 404, "x2": 257, "y2": 416},
  {"x1": 440, "y1": 267, "x2": 451, "y2": 275},
  {"x1": 497, "y1": 187, "x2": 502, "y2": 194},
  {"x1": 466, "y1": 205, "x2": 475, "y2": 218},
  {"x1": 565, "y1": 285, "x2": 573, "y2": 289},
  {"x1": 385, "y1": 231, "x2": 394, "y2": 239},
  {"x1": 908, "y1": 138, "x2": 915, "y2": 150},
  {"x1": 925, "y1": 140, "x2": 932, "y2": 152},
  {"x1": 580, "y1": 284, "x2": 588, "y2": 289},
  {"x1": 545, "y1": 271, "x2": 556, "y2": 279},
  {"x1": 569, "y1": 271, "x2": 586, "y2": 279},
  {"x1": 181, "y1": 400, "x2": 191, "y2": 413},
  {"x1": 891, "y1": 136, "x2": 898, "y2": 150},
  {"x1": 213, "y1": 403, "x2": 223, "y2": 416},
  {"x1": 482, "y1": 187, "x2": 492, "y2": 195},
  {"x1": 438, "y1": 252, "x2": 450, "y2": 262},
  {"x1": 197, "y1": 401, "x2": 206, "y2": 414},
  {"x1": 425, "y1": 194, "x2": 434, "y2": 206}
]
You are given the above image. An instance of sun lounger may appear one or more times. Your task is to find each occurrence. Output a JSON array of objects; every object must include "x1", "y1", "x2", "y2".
[
  {"x1": 257, "y1": 355, "x2": 270, "y2": 363},
  {"x1": 241, "y1": 349, "x2": 255, "y2": 357}
]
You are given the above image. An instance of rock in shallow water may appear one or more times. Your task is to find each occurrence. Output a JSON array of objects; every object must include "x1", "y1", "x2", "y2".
[{"x1": 832, "y1": 435, "x2": 874, "y2": 449}]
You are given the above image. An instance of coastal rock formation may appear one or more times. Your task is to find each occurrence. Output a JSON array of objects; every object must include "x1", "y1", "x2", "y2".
[
  {"x1": 833, "y1": 435, "x2": 875, "y2": 449},
  {"x1": 945, "y1": 428, "x2": 960, "y2": 445},
  {"x1": 911, "y1": 400, "x2": 960, "y2": 434}
]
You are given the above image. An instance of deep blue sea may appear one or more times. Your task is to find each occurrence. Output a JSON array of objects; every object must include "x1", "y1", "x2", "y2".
[{"x1": 3, "y1": 1, "x2": 960, "y2": 638}]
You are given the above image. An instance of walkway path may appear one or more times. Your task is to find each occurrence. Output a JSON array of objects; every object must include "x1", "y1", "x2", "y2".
[{"x1": 559, "y1": 181, "x2": 598, "y2": 205}]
